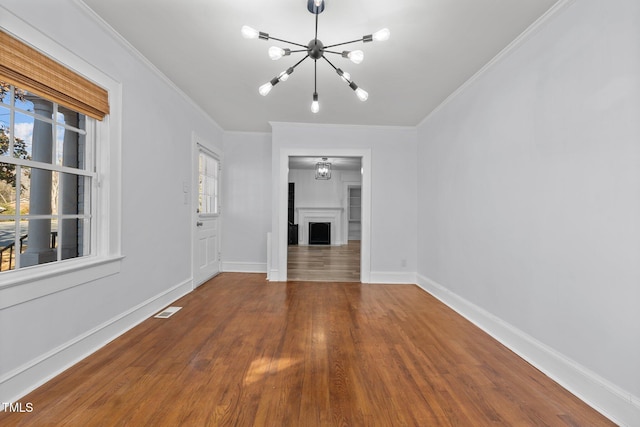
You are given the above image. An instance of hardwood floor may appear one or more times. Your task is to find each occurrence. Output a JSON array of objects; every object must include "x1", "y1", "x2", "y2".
[
  {"x1": 0, "y1": 273, "x2": 614, "y2": 426},
  {"x1": 288, "y1": 240, "x2": 360, "y2": 282}
]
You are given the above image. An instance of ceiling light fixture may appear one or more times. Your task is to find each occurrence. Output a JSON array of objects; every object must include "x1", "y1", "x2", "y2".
[
  {"x1": 242, "y1": 0, "x2": 389, "y2": 114},
  {"x1": 315, "y1": 158, "x2": 332, "y2": 180}
]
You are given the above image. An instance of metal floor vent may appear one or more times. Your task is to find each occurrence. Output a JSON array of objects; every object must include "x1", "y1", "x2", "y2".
[{"x1": 154, "y1": 306, "x2": 182, "y2": 319}]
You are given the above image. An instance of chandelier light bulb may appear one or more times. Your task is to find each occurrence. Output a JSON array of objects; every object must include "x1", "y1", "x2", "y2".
[
  {"x1": 355, "y1": 87, "x2": 369, "y2": 101},
  {"x1": 269, "y1": 46, "x2": 290, "y2": 60},
  {"x1": 372, "y1": 28, "x2": 390, "y2": 42},
  {"x1": 347, "y1": 50, "x2": 364, "y2": 64},
  {"x1": 311, "y1": 93, "x2": 320, "y2": 113},
  {"x1": 314, "y1": 0, "x2": 323, "y2": 7},
  {"x1": 241, "y1": 25, "x2": 259, "y2": 39},
  {"x1": 336, "y1": 68, "x2": 352, "y2": 84},
  {"x1": 269, "y1": 46, "x2": 284, "y2": 60},
  {"x1": 278, "y1": 71, "x2": 290, "y2": 82},
  {"x1": 259, "y1": 82, "x2": 273, "y2": 96}
]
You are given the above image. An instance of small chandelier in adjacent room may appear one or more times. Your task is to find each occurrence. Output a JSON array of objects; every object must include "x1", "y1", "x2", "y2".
[
  {"x1": 241, "y1": 0, "x2": 390, "y2": 114},
  {"x1": 315, "y1": 158, "x2": 332, "y2": 180}
]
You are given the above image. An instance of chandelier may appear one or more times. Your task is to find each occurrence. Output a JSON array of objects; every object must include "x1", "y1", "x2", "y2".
[
  {"x1": 315, "y1": 158, "x2": 332, "y2": 180},
  {"x1": 241, "y1": 0, "x2": 390, "y2": 114}
]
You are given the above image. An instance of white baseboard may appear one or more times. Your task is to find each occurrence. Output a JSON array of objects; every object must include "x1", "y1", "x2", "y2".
[
  {"x1": 221, "y1": 262, "x2": 267, "y2": 273},
  {"x1": 369, "y1": 271, "x2": 416, "y2": 284},
  {"x1": 268, "y1": 269, "x2": 280, "y2": 281},
  {"x1": 416, "y1": 274, "x2": 640, "y2": 427},
  {"x1": 0, "y1": 278, "x2": 192, "y2": 404}
]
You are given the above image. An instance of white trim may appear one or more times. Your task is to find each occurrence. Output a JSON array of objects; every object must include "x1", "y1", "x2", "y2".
[
  {"x1": 369, "y1": 271, "x2": 416, "y2": 284},
  {"x1": 270, "y1": 121, "x2": 416, "y2": 133},
  {"x1": 342, "y1": 181, "x2": 362, "y2": 243},
  {"x1": 0, "y1": 278, "x2": 192, "y2": 404},
  {"x1": 416, "y1": 274, "x2": 639, "y2": 427},
  {"x1": 274, "y1": 147, "x2": 371, "y2": 283},
  {"x1": 418, "y1": 0, "x2": 578, "y2": 128},
  {"x1": 222, "y1": 262, "x2": 267, "y2": 274},
  {"x1": 0, "y1": 257, "x2": 122, "y2": 310},
  {"x1": 296, "y1": 207, "x2": 344, "y2": 246},
  {"x1": 269, "y1": 269, "x2": 280, "y2": 281}
]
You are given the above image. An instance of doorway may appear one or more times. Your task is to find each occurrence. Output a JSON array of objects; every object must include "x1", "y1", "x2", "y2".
[
  {"x1": 286, "y1": 156, "x2": 362, "y2": 282},
  {"x1": 275, "y1": 148, "x2": 371, "y2": 283},
  {"x1": 192, "y1": 136, "x2": 221, "y2": 287}
]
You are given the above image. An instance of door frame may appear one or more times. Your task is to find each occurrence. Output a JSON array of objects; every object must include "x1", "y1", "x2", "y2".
[
  {"x1": 276, "y1": 147, "x2": 371, "y2": 282},
  {"x1": 191, "y1": 132, "x2": 222, "y2": 288}
]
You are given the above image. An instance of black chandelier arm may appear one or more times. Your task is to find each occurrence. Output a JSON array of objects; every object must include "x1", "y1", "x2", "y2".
[
  {"x1": 322, "y1": 55, "x2": 340, "y2": 72},
  {"x1": 323, "y1": 38, "x2": 365, "y2": 49},
  {"x1": 314, "y1": 59, "x2": 318, "y2": 93},
  {"x1": 267, "y1": 36, "x2": 309, "y2": 49},
  {"x1": 291, "y1": 54, "x2": 311, "y2": 70},
  {"x1": 323, "y1": 49, "x2": 346, "y2": 56},
  {"x1": 288, "y1": 49, "x2": 309, "y2": 54}
]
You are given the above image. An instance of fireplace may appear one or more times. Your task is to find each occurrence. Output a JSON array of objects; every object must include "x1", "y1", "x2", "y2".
[{"x1": 309, "y1": 222, "x2": 331, "y2": 245}]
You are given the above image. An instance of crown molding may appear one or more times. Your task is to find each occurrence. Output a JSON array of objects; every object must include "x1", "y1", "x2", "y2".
[
  {"x1": 418, "y1": 0, "x2": 578, "y2": 128},
  {"x1": 71, "y1": 0, "x2": 224, "y2": 133}
]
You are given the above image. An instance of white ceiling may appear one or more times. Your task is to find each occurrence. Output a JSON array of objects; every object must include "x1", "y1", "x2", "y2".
[{"x1": 80, "y1": 0, "x2": 559, "y2": 133}]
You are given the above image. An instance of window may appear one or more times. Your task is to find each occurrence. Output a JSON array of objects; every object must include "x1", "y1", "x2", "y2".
[
  {"x1": 198, "y1": 150, "x2": 219, "y2": 215},
  {"x1": 0, "y1": 83, "x2": 93, "y2": 271},
  {"x1": 0, "y1": 24, "x2": 121, "y2": 308}
]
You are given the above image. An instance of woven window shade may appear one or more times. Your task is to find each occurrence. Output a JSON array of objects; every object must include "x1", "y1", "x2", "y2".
[{"x1": 0, "y1": 30, "x2": 109, "y2": 120}]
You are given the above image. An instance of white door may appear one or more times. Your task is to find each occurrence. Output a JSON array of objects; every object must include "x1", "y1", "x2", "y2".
[{"x1": 193, "y1": 145, "x2": 220, "y2": 287}]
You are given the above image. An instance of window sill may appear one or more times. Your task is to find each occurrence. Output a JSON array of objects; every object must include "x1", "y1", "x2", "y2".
[{"x1": 0, "y1": 256, "x2": 124, "y2": 309}]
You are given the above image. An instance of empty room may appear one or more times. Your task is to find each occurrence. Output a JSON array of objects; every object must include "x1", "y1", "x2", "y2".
[{"x1": 0, "y1": 0, "x2": 638, "y2": 425}]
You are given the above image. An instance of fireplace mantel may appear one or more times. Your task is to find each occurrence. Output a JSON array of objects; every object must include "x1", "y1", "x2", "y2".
[{"x1": 296, "y1": 207, "x2": 344, "y2": 245}]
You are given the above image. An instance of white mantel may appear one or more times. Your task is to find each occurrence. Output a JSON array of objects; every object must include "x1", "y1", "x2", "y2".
[{"x1": 296, "y1": 207, "x2": 344, "y2": 245}]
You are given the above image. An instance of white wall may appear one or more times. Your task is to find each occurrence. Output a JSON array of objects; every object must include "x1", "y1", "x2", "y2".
[
  {"x1": 221, "y1": 132, "x2": 271, "y2": 272},
  {"x1": 289, "y1": 168, "x2": 361, "y2": 245},
  {"x1": 416, "y1": 0, "x2": 640, "y2": 423},
  {"x1": 271, "y1": 123, "x2": 417, "y2": 283},
  {"x1": 0, "y1": 0, "x2": 223, "y2": 402},
  {"x1": 289, "y1": 169, "x2": 357, "y2": 212}
]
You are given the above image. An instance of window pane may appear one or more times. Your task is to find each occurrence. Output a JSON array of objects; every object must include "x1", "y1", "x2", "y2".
[
  {"x1": 0, "y1": 218, "x2": 17, "y2": 272},
  {"x1": 20, "y1": 218, "x2": 56, "y2": 267},
  {"x1": 51, "y1": 171, "x2": 59, "y2": 215},
  {"x1": 30, "y1": 116, "x2": 54, "y2": 164},
  {"x1": 0, "y1": 82, "x2": 10, "y2": 106},
  {"x1": 77, "y1": 175, "x2": 90, "y2": 216},
  {"x1": 1, "y1": 114, "x2": 12, "y2": 158},
  {"x1": 198, "y1": 151, "x2": 219, "y2": 215},
  {"x1": 21, "y1": 166, "x2": 56, "y2": 216},
  {"x1": 16, "y1": 90, "x2": 55, "y2": 122},
  {"x1": 20, "y1": 168, "x2": 57, "y2": 267},
  {"x1": 60, "y1": 172, "x2": 80, "y2": 215},
  {"x1": 56, "y1": 125, "x2": 85, "y2": 169},
  {"x1": 1, "y1": 162, "x2": 18, "y2": 213}
]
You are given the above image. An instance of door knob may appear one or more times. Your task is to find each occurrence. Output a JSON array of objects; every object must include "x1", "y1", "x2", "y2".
[{"x1": 196, "y1": 221, "x2": 203, "y2": 227}]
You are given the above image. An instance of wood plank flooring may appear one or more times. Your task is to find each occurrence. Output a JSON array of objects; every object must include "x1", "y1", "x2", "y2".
[
  {"x1": 0, "y1": 273, "x2": 614, "y2": 426},
  {"x1": 288, "y1": 240, "x2": 360, "y2": 282}
]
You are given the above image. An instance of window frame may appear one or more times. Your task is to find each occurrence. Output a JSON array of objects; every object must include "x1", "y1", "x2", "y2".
[
  {"x1": 0, "y1": 16, "x2": 123, "y2": 310},
  {"x1": 1, "y1": 86, "x2": 95, "y2": 269}
]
